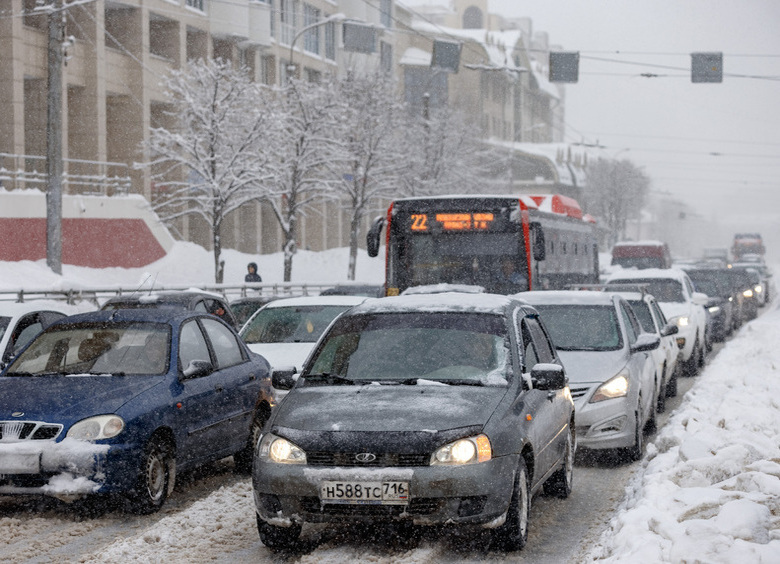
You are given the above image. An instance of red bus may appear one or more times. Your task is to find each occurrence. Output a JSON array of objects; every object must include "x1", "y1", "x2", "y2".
[{"x1": 367, "y1": 194, "x2": 600, "y2": 296}]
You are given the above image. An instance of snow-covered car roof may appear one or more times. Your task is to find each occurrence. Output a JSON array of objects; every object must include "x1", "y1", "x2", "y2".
[
  {"x1": 0, "y1": 301, "x2": 80, "y2": 317},
  {"x1": 349, "y1": 292, "x2": 518, "y2": 316},
  {"x1": 259, "y1": 294, "x2": 372, "y2": 309},
  {"x1": 605, "y1": 267, "x2": 691, "y2": 284},
  {"x1": 516, "y1": 290, "x2": 618, "y2": 307}
]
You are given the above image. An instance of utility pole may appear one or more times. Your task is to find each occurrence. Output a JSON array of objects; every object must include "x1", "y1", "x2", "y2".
[{"x1": 46, "y1": 0, "x2": 64, "y2": 274}]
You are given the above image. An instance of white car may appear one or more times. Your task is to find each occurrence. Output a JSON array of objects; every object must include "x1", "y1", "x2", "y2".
[
  {"x1": 0, "y1": 301, "x2": 84, "y2": 370},
  {"x1": 605, "y1": 268, "x2": 708, "y2": 376},
  {"x1": 239, "y1": 295, "x2": 372, "y2": 397},
  {"x1": 607, "y1": 286, "x2": 681, "y2": 408},
  {"x1": 518, "y1": 291, "x2": 660, "y2": 460}
]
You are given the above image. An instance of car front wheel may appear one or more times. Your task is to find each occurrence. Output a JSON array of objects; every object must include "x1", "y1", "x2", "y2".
[
  {"x1": 493, "y1": 458, "x2": 530, "y2": 551},
  {"x1": 543, "y1": 424, "x2": 574, "y2": 498},
  {"x1": 234, "y1": 413, "x2": 266, "y2": 474},
  {"x1": 129, "y1": 436, "x2": 173, "y2": 514}
]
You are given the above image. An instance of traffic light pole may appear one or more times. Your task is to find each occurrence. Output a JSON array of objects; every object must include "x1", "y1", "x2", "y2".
[{"x1": 46, "y1": 0, "x2": 64, "y2": 274}]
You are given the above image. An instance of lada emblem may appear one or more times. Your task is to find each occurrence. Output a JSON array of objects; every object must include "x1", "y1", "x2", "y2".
[
  {"x1": 355, "y1": 453, "x2": 376, "y2": 463},
  {"x1": 11, "y1": 412, "x2": 24, "y2": 418}
]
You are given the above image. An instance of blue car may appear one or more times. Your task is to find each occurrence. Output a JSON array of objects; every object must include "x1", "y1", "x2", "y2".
[{"x1": 0, "y1": 308, "x2": 273, "y2": 513}]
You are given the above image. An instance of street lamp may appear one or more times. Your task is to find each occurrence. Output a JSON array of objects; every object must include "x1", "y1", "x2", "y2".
[{"x1": 286, "y1": 13, "x2": 348, "y2": 77}]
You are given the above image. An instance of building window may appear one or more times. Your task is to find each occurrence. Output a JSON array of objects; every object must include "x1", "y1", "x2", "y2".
[
  {"x1": 305, "y1": 68, "x2": 321, "y2": 83},
  {"x1": 463, "y1": 6, "x2": 483, "y2": 29},
  {"x1": 186, "y1": 0, "x2": 205, "y2": 11},
  {"x1": 280, "y1": 0, "x2": 298, "y2": 46},
  {"x1": 380, "y1": 41, "x2": 393, "y2": 74},
  {"x1": 380, "y1": 0, "x2": 392, "y2": 29},
  {"x1": 324, "y1": 20, "x2": 336, "y2": 60},
  {"x1": 303, "y1": 4, "x2": 320, "y2": 55}
]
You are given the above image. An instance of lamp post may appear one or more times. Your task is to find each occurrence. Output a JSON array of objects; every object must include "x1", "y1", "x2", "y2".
[{"x1": 286, "y1": 13, "x2": 347, "y2": 79}]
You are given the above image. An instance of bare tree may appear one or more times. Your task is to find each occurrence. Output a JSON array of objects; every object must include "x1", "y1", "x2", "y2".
[
  {"x1": 260, "y1": 78, "x2": 344, "y2": 282},
  {"x1": 144, "y1": 59, "x2": 273, "y2": 283},
  {"x1": 397, "y1": 104, "x2": 489, "y2": 197},
  {"x1": 585, "y1": 157, "x2": 650, "y2": 246},
  {"x1": 330, "y1": 72, "x2": 405, "y2": 280}
]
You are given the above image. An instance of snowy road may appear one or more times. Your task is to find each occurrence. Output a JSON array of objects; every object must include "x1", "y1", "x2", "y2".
[{"x1": 0, "y1": 366, "x2": 702, "y2": 563}]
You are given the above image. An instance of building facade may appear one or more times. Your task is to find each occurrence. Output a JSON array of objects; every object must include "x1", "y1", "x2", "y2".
[{"x1": 0, "y1": 0, "x2": 578, "y2": 260}]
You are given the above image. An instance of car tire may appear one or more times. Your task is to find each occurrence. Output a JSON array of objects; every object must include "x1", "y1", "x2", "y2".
[
  {"x1": 656, "y1": 370, "x2": 667, "y2": 413},
  {"x1": 666, "y1": 367, "x2": 678, "y2": 397},
  {"x1": 626, "y1": 410, "x2": 644, "y2": 462},
  {"x1": 645, "y1": 392, "x2": 658, "y2": 435},
  {"x1": 697, "y1": 332, "x2": 706, "y2": 366},
  {"x1": 129, "y1": 436, "x2": 173, "y2": 515},
  {"x1": 492, "y1": 458, "x2": 530, "y2": 551},
  {"x1": 682, "y1": 339, "x2": 699, "y2": 377},
  {"x1": 234, "y1": 413, "x2": 266, "y2": 474},
  {"x1": 543, "y1": 424, "x2": 574, "y2": 499},
  {"x1": 257, "y1": 513, "x2": 302, "y2": 550}
]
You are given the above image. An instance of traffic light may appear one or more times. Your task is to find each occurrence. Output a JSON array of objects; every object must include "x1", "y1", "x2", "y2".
[
  {"x1": 691, "y1": 52, "x2": 722, "y2": 83},
  {"x1": 549, "y1": 51, "x2": 579, "y2": 83}
]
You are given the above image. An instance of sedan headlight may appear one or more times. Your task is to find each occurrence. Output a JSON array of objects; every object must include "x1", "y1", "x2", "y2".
[
  {"x1": 674, "y1": 316, "x2": 690, "y2": 327},
  {"x1": 754, "y1": 285, "x2": 762, "y2": 294},
  {"x1": 743, "y1": 289, "x2": 754, "y2": 298},
  {"x1": 431, "y1": 434, "x2": 491, "y2": 465},
  {"x1": 258, "y1": 433, "x2": 307, "y2": 464},
  {"x1": 707, "y1": 305, "x2": 721, "y2": 314},
  {"x1": 67, "y1": 415, "x2": 124, "y2": 441},
  {"x1": 590, "y1": 373, "x2": 629, "y2": 403}
]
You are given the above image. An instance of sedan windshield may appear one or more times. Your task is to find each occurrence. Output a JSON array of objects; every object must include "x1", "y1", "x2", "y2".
[
  {"x1": 6, "y1": 322, "x2": 170, "y2": 376},
  {"x1": 531, "y1": 305, "x2": 622, "y2": 351},
  {"x1": 241, "y1": 305, "x2": 353, "y2": 344},
  {"x1": 304, "y1": 312, "x2": 510, "y2": 385}
]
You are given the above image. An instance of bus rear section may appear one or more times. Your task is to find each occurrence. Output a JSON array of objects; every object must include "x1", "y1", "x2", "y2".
[{"x1": 367, "y1": 195, "x2": 599, "y2": 296}]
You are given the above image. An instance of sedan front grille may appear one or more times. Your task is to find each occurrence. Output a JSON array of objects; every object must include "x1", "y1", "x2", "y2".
[
  {"x1": 568, "y1": 385, "x2": 592, "y2": 401},
  {"x1": 0, "y1": 421, "x2": 63, "y2": 442},
  {"x1": 307, "y1": 452, "x2": 430, "y2": 467},
  {"x1": 301, "y1": 497, "x2": 442, "y2": 516}
]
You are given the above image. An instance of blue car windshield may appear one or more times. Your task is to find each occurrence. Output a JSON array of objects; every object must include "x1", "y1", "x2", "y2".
[
  {"x1": 6, "y1": 322, "x2": 171, "y2": 376},
  {"x1": 304, "y1": 312, "x2": 510, "y2": 386}
]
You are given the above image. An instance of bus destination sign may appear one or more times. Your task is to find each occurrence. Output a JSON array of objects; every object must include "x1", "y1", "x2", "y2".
[{"x1": 410, "y1": 212, "x2": 495, "y2": 232}]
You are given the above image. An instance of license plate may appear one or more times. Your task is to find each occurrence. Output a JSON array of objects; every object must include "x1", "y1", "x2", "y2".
[
  {"x1": 320, "y1": 481, "x2": 409, "y2": 505},
  {"x1": 0, "y1": 452, "x2": 41, "y2": 474}
]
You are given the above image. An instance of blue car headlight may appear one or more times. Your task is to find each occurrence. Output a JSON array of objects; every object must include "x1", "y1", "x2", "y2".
[{"x1": 67, "y1": 415, "x2": 125, "y2": 441}]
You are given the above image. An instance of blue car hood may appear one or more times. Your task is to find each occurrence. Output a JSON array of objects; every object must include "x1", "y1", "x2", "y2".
[
  {"x1": 274, "y1": 384, "x2": 508, "y2": 432},
  {"x1": 0, "y1": 375, "x2": 165, "y2": 424}
]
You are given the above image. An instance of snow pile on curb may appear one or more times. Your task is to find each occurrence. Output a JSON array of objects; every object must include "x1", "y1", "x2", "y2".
[{"x1": 587, "y1": 305, "x2": 780, "y2": 562}]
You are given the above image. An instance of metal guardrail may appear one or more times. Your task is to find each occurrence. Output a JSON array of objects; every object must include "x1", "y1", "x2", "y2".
[{"x1": 0, "y1": 283, "x2": 353, "y2": 306}]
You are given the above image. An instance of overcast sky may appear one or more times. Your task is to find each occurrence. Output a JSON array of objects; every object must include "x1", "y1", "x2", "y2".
[{"x1": 401, "y1": 1, "x2": 780, "y2": 225}]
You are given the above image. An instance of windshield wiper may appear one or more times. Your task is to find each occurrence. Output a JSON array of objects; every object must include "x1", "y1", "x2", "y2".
[
  {"x1": 303, "y1": 373, "x2": 361, "y2": 386},
  {"x1": 435, "y1": 379, "x2": 485, "y2": 386}
]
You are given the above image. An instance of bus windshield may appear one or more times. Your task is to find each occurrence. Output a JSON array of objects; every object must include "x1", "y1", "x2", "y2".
[{"x1": 404, "y1": 231, "x2": 528, "y2": 294}]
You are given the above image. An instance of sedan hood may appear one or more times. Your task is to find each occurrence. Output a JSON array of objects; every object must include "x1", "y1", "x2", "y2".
[
  {"x1": 0, "y1": 375, "x2": 164, "y2": 424},
  {"x1": 247, "y1": 343, "x2": 314, "y2": 372},
  {"x1": 556, "y1": 349, "x2": 628, "y2": 384},
  {"x1": 274, "y1": 384, "x2": 508, "y2": 433},
  {"x1": 658, "y1": 302, "x2": 691, "y2": 321}
]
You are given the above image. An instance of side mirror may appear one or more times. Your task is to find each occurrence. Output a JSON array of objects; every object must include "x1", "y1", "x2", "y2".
[
  {"x1": 366, "y1": 216, "x2": 385, "y2": 258},
  {"x1": 531, "y1": 363, "x2": 566, "y2": 391},
  {"x1": 271, "y1": 366, "x2": 298, "y2": 391},
  {"x1": 660, "y1": 323, "x2": 679, "y2": 337},
  {"x1": 530, "y1": 222, "x2": 546, "y2": 262},
  {"x1": 631, "y1": 333, "x2": 660, "y2": 353},
  {"x1": 181, "y1": 359, "x2": 213, "y2": 379},
  {"x1": 692, "y1": 292, "x2": 709, "y2": 306}
]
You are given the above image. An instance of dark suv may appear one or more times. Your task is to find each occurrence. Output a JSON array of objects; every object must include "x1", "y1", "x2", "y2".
[
  {"x1": 101, "y1": 290, "x2": 238, "y2": 329},
  {"x1": 253, "y1": 292, "x2": 575, "y2": 551}
]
